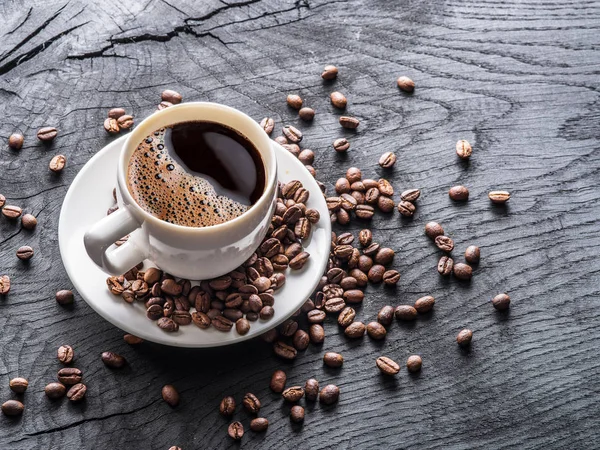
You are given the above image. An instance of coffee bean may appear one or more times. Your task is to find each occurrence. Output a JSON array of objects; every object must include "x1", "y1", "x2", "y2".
[
  {"x1": 282, "y1": 386, "x2": 304, "y2": 402},
  {"x1": 338, "y1": 306, "x2": 356, "y2": 327},
  {"x1": 374, "y1": 248, "x2": 394, "y2": 265},
  {"x1": 355, "y1": 230, "x2": 371, "y2": 248},
  {"x1": 340, "y1": 193, "x2": 357, "y2": 211},
  {"x1": 250, "y1": 417, "x2": 269, "y2": 432},
  {"x1": 162, "y1": 384, "x2": 179, "y2": 407},
  {"x1": 367, "y1": 264, "x2": 384, "y2": 283},
  {"x1": 55, "y1": 289, "x2": 74, "y2": 305},
  {"x1": 330, "y1": 91, "x2": 347, "y2": 108},
  {"x1": 282, "y1": 125, "x2": 303, "y2": 143},
  {"x1": 407, "y1": 355, "x2": 422, "y2": 372},
  {"x1": 108, "y1": 108, "x2": 126, "y2": 119},
  {"x1": 365, "y1": 188, "x2": 380, "y2": 205},
  {"x1": 289, "y1": 252, "x2": 310, "y2": 270},
  {"x1": 117, "y1": 115, "x2": 134, "y2": 130},
  {"x1": 269, "y1": 369, "x2": 287, "y2": 393},
  {"x1": 492, "y1": 293, "x2": 511, "y2": 310},
  {"x1": 49, "y1": 154, "x2": 67, "y2": 173},
  {"x1": 21, "y1": 213, "x2": 37, "y2": 230},
  {"x1": 274, "y1": 135, "x2": 288, "y2": 145},
  {"x1": 367, "y1": 321, "x2": 387, "y2": 340},
  {"x1": 379, "y1": 152, "x2": 396, "y2": 168},
  {"x1": 307, "y1": 309, "x2": 326, "y2": 324},
  {"x1": 37, "y1": 126, "x2": 58, "y2": 141},
  {"x1": 378, "y1": 178, "x2": 394, "y2": 196},
  {"x1": 0, "y1": 275, "x2": 11, "y2": 295},
  {"x1": 287, "y1": 94, "x2": 303, "y2": 110},
  {"x1": 2, "y1": 400, "x2": 24, "y2": 416},
  {"x1": 339, "y1": 116, "x2": 360, "y2": 129},
  {"x1": 104, "y1": 118, "x2": 120, "y2": 134},
  {"x1": 322, "y1": 64, "x2": 338, "y2": 79},
  {"x1": 9, "y1": 377, "x2": 28, "y2": 394},
  {"x1": 437, "y1": 256, "x2": 454, "y2": 276},
  {"x1": 158, "y1": 101, "x2": 173, "y2": 110},
  {"x1": 212, "y1": 315, "x2": 234, "y2": 331},
  {"x1": 228, "y1": 421, "x2": 244, "y2": 440},
  {"x1": 464, "y1": 245, "x2": 481, "y2": 264},
  {"x1": 218, "y1": 396, "x2": 236, "y2": 417},
  {"x1": 457, "y1": 329, "x2": 473, "y2": 347},
  {"x1": 234, "y1": 318, "x2": 250, "y2": 335},
  {"x1": 161, "y1": 89, "x2": 182, "y2": 104},
  {"x1": 58, "y1": 367, "x2": 82, "y2": 385},
  {"x1": 299, "y1": 107, "x2": 315, "y2": 121},
  {"x1": 333, "y1": 138, "x2": 350, "y2": 152},
  {"x1": 397, "y1": 200, "x2": 416, "y2": 217},
  {"x1": 355, "y1": 204, "x2": 375, "y2": 219},
  {"x1": 2, "y1": 205, "x2": 22, "y2": 219},
  {"x1": 456, "y1": 139, "x2": 472, "y2": 159},
  {"x1": 319, "y1": 384, "x2": 340, "y2": 405},
  {"x1": 298, "y1": 149, "x2": 315, "y2": 166},
  {"x1": 309, "y1": 324, "x2": 325, "y2": 344},
  {"x1": 382, "y1": 270, "x2": 400, "y2": 286},
  {"x1": 323, "y1": 352, "x2": 343, "y2": 368},
  {"x1": 377, "y1": 306, "x2": 395, "y2": 326},
  {"x1": 435, "y1": 235, "x2": 454, "y2": 252},
  {"x1": 349, "y1": 268, "x2": 368, "y2": 287},
  {"x1": 161, "y1": 279, "x2": 182, "y2": 296},
  {"x1": 344, "y1": 168, "x2": 360, "y2": 184},
  {"x1": 424, "y1": 223, "x2": 443, "y2": 240},
  {"x1": 414, "y1": 295, "x2": 435, "y2": 313},
  {"x1": 45, "y1": 382, "x2": 66, "y2": 400},
  {"x1": 274, "y1": 341, "x2": 297, "y2": 360},
  {"x1": 158, "y1": 317, "x2": 179, "y2": 332},
  {"x1": 242, "y1": 392, "x2": 261, "y2": 414},
  {"x1": 343, "y1": 289, "x2": 364, "y2": 304},
  {"x1": 395, "y1": 305, "x2": 417, "y2": 321},
  {"x1": 449, "y1": 185, "x2": 469, "y2": 201},
  {"x1": 344, "y1": 321, "x2": 365, "y2": 338},
  {"x1": 290, "y1": 405, "x2": 305, "y2": 423},
  {"x1": 16, "y1": 245, "x2": 34, "y2": 260},
  {"x1": 376, "y1": 356, "x2": 400, "y2": 375},
  {"x1": 124, "y1": 334, "x2": 143, "y2": 345},
  {"x1": 102, "y1": 351, "x2": 126, "y2": 369},
  {"x1": 453, "y1": 263, "x2": 473, "y2": 280},
  {"x1": 260, "y1": 117, "x2": 275, "y2": 135},
  {"x1": 340, "y1": 276, "x2": 357, "y2": 290},
  {"x1": 488, "y1": 191, "x2": 511, "y2": 203},
  {"x1": 399, "y1": 190, "x2": 419, "y2": 203},
  {"x1": 57, "y1": 345, "x2": 74, "y2": 364},
  {"x1": 8, "y1": 133, "x2": 24, "y2": 150},
  {"x1": 397, "y1": 76, "x2": 415, "y2": 92}
]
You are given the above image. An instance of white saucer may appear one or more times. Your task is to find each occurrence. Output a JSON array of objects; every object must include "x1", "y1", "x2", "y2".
[{"x1": 58, "y1": 135, "x2": 330, "y2": 348}]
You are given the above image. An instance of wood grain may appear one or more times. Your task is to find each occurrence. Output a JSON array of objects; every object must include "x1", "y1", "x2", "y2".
[{"x1": 1, "y1": 0, "x2": 599, "y2": 448}]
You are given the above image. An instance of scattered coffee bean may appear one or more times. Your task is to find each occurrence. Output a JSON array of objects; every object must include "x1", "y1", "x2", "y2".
[
  {"x1": 321, "y1": 65, "x2": 338, "y2": 80},
  {"x1": 344, "y1": 321, "x2": 366, "y2": 338},
  {"x1": 56, "y1": 289, "x2": 74, "y2": 305},
  {"x1": 449, "y1": 185, "x2": 469, "y2": 201},
  {"x1": 343, "y1": 289, "x2": 364, "y2": 304},
  {"x1": 8, "y1": 133, "x2": 24, "y2": 150},
  {"x1": 161, "y1": 89, "x2": 183, "y2": 104},
  {"x1": 117, "y1": 115, "x2": 134, "y2": 130},
  {"x1": 453, "y1": 263, "x2": 473, "y2": 280},
  {"x1": 367, "y1": 321, "x2": 387, "y2": 340},
  {"x1": 489, "y1": 190, "x2": 511, "y2": 203},
  {"x1": 282, "y1": 125, "x2": 303, "y2": 143},
  {"x1": 330, "y1": 91, "x2": 347, "y2": 108},
  {"x1": 270, "y1": 370, "x2": 287, "y2": 393},
  {"x1": 338, "y1": 307, "x2": 356, "y2": 328},
  {"x1": 309, "y1": 324, "x2": 325, "y2": 344},
  {"x1": 219, "y1": 396, "x2": 236, "y2": 417},
  {"x1": 358, "y1": 229, "x2": 372, "y2": 247},
  {"x1": 0, "y1": 275, "x2": 10, "y2": 295},
  {"x1": 323, "y1": 352, "x2": 343, "y2": 368},
  {"x1": 282, "y1": 386, "x2": 304, "y2": 403},
  {"x1": 108, "y1": 108, "x2": 126, "y2": 119},
  {"x1": 375, "y1": 247, "x2": 395, "y2": 265},
  {"x1": 2, "y1": 205, "x2": 22, "y2": 219},
  {"x1": 397, "y1": 76, "x2": 415, "y2": 92},
  {"x1": 437, "y1": 256, "x2": 454, "y2": 276},
  {"x1": 16, "y1": 245, "x2": 34, "y2": 261},
  {"x1": 382, "y1": 270, "x2": 400, "y2": 285},
  {"x1": 457, "y1": 329, "x2": 473, "y2": 347},
  {"x1": 395, "y1": 305, "x2": 418, "y2": 321},
  {"x1": 290, "y1": 405, "x2": 305, "y2": 423},
  {"x1": 397, "y1": 200, "x2": 416, "y2": 217},
  {"x1": 376, "y1": 356, "x2": 400, "y2": 375},
  {"x1": 414, "y1": 295, "x2": 435, "y2": 313},
  {"x1": 407, "y1": 355, "x2": 422, "y2": 372},
  {"x1": 425, "y1": 222, "x2": 444, "y2": 239},
  {"x1": 400, "y1": 189, "x2": 420, "y2": 202},
  {"x1": 37, "y1": 126, "x2": 58, "y2": 141},
  {"x1": 58, "y1": 367, "x2": 82, "y2": 385},
  {"x1": 492, "y1": 293, "x2": 511, "y2": 310},
  {"x1": 378, "y1": 178, "x2": 394, "y2": 196},
  {"x1": 45, "y1": 382, "x2": 66, "y2": 400},
  {"x1": 293, "y1": 329, "x2": 310, "y2": 350},
  {"x1": 355, "y1": 204, "x2": 375, "y2": 219},
  {"x1": 302, "y1": 379, "x2": 319, "y2": 403},
  {"x1": 102, "y1": 351, "x2": 127, "y2": 369},
  {"x1": 274, "y1": 341, "x2": 298, "y2": 360},
  {"x1": 456, "y1": 139, "x2": 472, "y2": 159},
  {"x1": 158, "y1": 101, "x2": 173, "y2": 110},
  {"x1": 299, "y1": 107, "x2": 315, "y2": 121},
  {"x1": 377, "y1": 305, "x2": 395, "y2": 326},
  {"x1": 57, "y1": 345, "x2": 74, "y2": 364},
  {"x1": 250, "y1": 417, "x2": 269, "y2": 432},
  {"x1": 260, "y1": 117, "x2": 275, "y2": 135},
  {"x1": 21, "y1": 213, "x2": 37, "y2": 230},
  {"x1": 243, "y1": 392, "x2": 261, "y2": 414},
  {"x1": 104, "y1": 118, "x2": 120, "y2": 134},
  {"x1": 2, "y1": 400, "x2": 24, "y2": 416},
  {"x1": 162, "y1": 384, "x2": 179, "y2": 407},
  {"x1": 465, "y1": 245, "x2": 480, "y2": 264},
  {"x1": 333, "y1": 138, "x2": 350, "y2": 152},
  {"x1": 339, "y1": 116, "x2": 360, "y2": 129},
  {"x1": 124, "y1": 334, "x2": 143, "y2": 345},
  {"x1": 9, "y1": 377, "x2": 28, "y2": 394},
  {"x1": 49, "y1": 154, "x2": 66, "y2": 173},
  {"x1": 368, "y1": 264, "x2": 385, "y2": 283},
  {"x1": 228, "y1": 421, "x2": 244, "y2": 440},
  {"x1": 287, "y1": 94, "x2": 303, "y2": 110},
  {"x1": 435, "y1": 235, "x2": 454, "y2": 252},
  {"x1": 379, "y1": 152, "x2": 396, "y2": 168},
  {"x1": 319, "y1": 384, "x2": 340, "y2": 405}
]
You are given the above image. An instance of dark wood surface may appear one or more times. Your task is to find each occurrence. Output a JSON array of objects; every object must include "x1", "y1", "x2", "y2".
[{"x1": 1, "y1": 0, "x2": 599, "y2": 448}]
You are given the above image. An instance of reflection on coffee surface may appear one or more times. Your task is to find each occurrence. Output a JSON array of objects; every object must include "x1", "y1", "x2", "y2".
[{"x1": 127, "y1": 121, "x2": 265, "y2": 227}]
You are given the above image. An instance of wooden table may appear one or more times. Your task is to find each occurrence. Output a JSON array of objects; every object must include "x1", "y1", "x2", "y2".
[{"x1": 1, "y1": 1, "x2": 598, "y2": 448}]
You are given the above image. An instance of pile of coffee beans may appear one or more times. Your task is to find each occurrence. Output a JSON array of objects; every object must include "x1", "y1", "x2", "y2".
[
  {"x1": 104, "y1": 108, "x2": 135, "y2": 135},
  {"x1": 425, "y1": 221, "x2": 478, "y2": 281},
  {"x1": 39, "y1": 345, "x2": 87, "y2": 404}
]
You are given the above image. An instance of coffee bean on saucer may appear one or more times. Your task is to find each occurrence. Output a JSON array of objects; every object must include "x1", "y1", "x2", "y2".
[
  {"x1": 161, "y1": 89, "x2": 183, "y2": 104},
  {"x1": 236, "y1": 318, "x2": 250, "y2": 335},
  {"x1": 322, "y1": 65, "x2": 338, "y2": 80},
  {"x1": 287, "y1": 94, "x2": 303, "y2": 110},
  {"x1": 282, "y1": 125, "x2": 303, "y2": 143},
  {"x1": 250, "y1": 418, "x2": 269, "y2": 432},
  {"x1": 162, "y1": 384, "x2": 179, "y2": 406},
  {"x1": 58, "y1": 367, "x2": 82, "y2": 385},
  {"x1": 58, "y1": 345, "x2": 74, "y2": 364},
  {"x1": 333, "y1": 138, "x2": 350, "y2": 152},
  {"x1": 438, "y1": 256, "x2": 454, "y2": 276},
  {"x1": 488, "y1": 191, "x2": 511, "y2": 203},
  {"x1": 161, "y1": 279, "x2": 182, "y2": 296},
  {"x1": 9, "y1": 377, "x2": 28, "y2": 394},
  {"x1": 21, "y1": 213, "x2": 37, "y2": 230},
  {"x1": 158, "y1": 101, "x2": 173, "y2": 110},
  {"x1": 376, "y1": 356, "x2": 400, "y2": 375},
  {"x1": 108, "y1": 108, "x2": 126, "y2": 119},
  {"x1": 395, "y1": 305, "x2": 417, "y2": 321},
  {"x1": 124, "y1": 334, "x2": 143, "y2": 345},
  {"x1": 339, "y1": 116, "x2": 359, "y2": 129},
  {"x1": 37, "y1": 127, "x2": 58, "y2": 141},
  {"x1": 228, "y1": 421, "x2": 244, "y2": 440},
  {"x1": 397, "y1": 76, "x2": 415, "y2": 92},
  {"x1": 379, "y1": 152, "x2": 396, "y2": 168},
  {"x1": 259, "y1": 117, "x2": 275, "y2": 135},
  {"x1": 435, "y1": 235, "x2": 454, "y2": 252},
  {"x1": 16, "y1": 246, "x2": 34, "y2": 260},
  {"x1": 104, "y1": 118, "x2": 120, "y2": 134},
  {"x1": 323, "y1": 352, "x2": 343, "y2": 368},
  {"x1": 453, "y1": 263, "x2": 473, "y2": 280},
  {"x1": 414, "y1": 295, "x2": 435, "y2": 313},
  {"x1": 330, "y1": 92, "x2": 347, "y2": 109},
  {"x1": 49, "y1": 154, "x2": 66, "y2": 173},
  {"x1": 117, "y1": 115, "x2": 134, "y2": 130},
  {"x1": 290, "y1": 405, "x2": 305, "y2": 423},
  {"x1": 457, "y1": 329, "x2": 473, "y2": 347},
  {"x1": 407, "y1": 355, "x2": 422, "y2": 372},
  {"x1": 158, "y1": 317, "x2": 179, "y2": 332},
  {"x1": 243, "y1": 392, "x2": 261, "y2": 414},
  {"x1": 319, "y1": 384, "x2": 339, "y2": 405},
  {"x1": 102, "y1": 351, "x2": 126, "y2": 369},
  {"x1": 2, "y1": 205, "x2": 22, "y2": 219},
  {"x1": 67, "y1": 383, "x2": 87, "y2": 402},
  {"x1": 425, "y1": 222, "x2": 444, "y2": 239},
  {"x1": 220, "y1": 396, "x2": 236, "y2": 417},
  {"x1": 56, "y1": 289, "x2": 74, "y2": 305},
  {"x1": 270, "y1": 370, "x2": 287, "y2": 393},
  {"x1": 45, "y1": 382, "x2": 66, "y2": 400},
  {"x1": 8, "y1": 133, "x2": 24, "y2": 150},
  {"x1": 449, "y1": 185, "x2": 469, "y2": 201},
  {"x1": 456, "y1": 140, "x2": 472, "y2": 159},
  {"x1": 2, "y1": 400, "x2": 24, "y2": 416},
  {"x1": 0, "y1": 275, "x2": 11, "y2": 295},
  {"x1": 274, "y1": 135, "x2": 288, "y2": 145}
]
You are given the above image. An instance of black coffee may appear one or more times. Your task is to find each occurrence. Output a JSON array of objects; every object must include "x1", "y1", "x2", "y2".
[{"x1": 127, "y1": 121, "x2": 265, "y2": 227}]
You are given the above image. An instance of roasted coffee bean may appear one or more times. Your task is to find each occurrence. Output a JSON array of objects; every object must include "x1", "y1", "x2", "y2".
[
  {"x1": 338, "y1": 306, "x2": 356, "y2": 327},
  {"x1": 453, "y1": 263, "x2": 473, "y2": 280},
  {"x1": 282, "y1": 180, "x2": 302, "y2": 199},
  {"x1": 305, "y1": 208, "x2": 320, "y2": 224},
  {"x1": 407, "y1": 355, "x2": 422, "y2": 372},
  {"x1": 340, "y1": 193, "x2": 358, "y2": 211},
  {"x1": 367, "y1": 321, "x2": 386, "y2": 340},
  {"x1": 161, "y1": 89, "x2": 182, "y2": 104},
  {"x1": 321, "y1": 64, "x2": 338, "y2": 79},
  {"x1": 309, "y1": 324, "x2": 325, "y2": 344},
  {"x1": 449, "y1": 185, "x2": 469, "y2": 201},
  {"x1": 270, "y1": 369, "x2": 287, "y2": 392},
  {"x1": 349, "y1": 268, "x2": 368, "y2": 287},
  {"x1": 343, "y1": 289, "x2": 364, "y2": 304},
  {"x1": 8, "y1": 133, "x2": 24, "y2": 150},
  {"x1": 161, "y1": 279, "x2": 182, "y2": 296},
  {"x1": 365, "y1": 187, "x2": 380, "y2": 204},
  {"x1": 355, "y1": 204, "x2": 375, "y2": 219},
  {"x1": 344, "y1": 321, "x2": 366, "y2": 338},
  {"x1": 358, "y1": 229, "x2": 372, "y2": 247},
  {"x1": 282, "y1": 143, "x2": 300, "y2": 157},
  {"x1": 287, "y1": 94, "x2": 303, "y2": 110},
  {"x1": 435, "y1": 235, "x2": 454, "y2": 252},
  {"x1": 147, "y1": 304, "x2": 163, "y2": 320},
  {"x1": 19, "y1": 213, "x2": 35, "y2": 230},
  {"x1": 351, "y1": 190, "x2": 365, "y2": 205},
  {"x1": 289, "y1": 252, "x2": 310, "y2": 270},
  {"x1": 382, "y1": 270, "x2": 400, "y2": 285},
  {"x1": 340, "y1": 276, "x2": 358, "y2": 290},
  {"x1": 260, "y1": 117, "x2": 275, "y2": 135},
  {"x1": 212, "y1": 315, "x2": 234, "y2": 331},
  {"x1": 368, "y1": 265, "x2": 385, "y2": 283},
  {"x1": 9, "y1": 377, "x2": 28, "y2": 394},
  {"x1": 37, "y1": 126, "x2": 58, "y2": 141},
  {"x1": 397, "y1": 76, "x2": 415, "y2": 92},
  {"x1": 488, "y1": 191, "x2": 511, "y2": 203},
  {"x1": 326, "y1": 196, "x2": 342, "y2": 212},
  {"x1": 282, "y1": 386, "x2": 305, "y2": 403},
  {"x1": 280, "y1": 319, "x2": 299, "y2": 337},
  {"x1": 229, "y1": 421, "x2": 244, "y2": 440},
  {"x1": 414, "y1": 295, "x2": 435, "y2": 313},
  {"x1": 395, "y1": 305, "x2": 417, "y2": 321},
  {"x1": 250, "y1": 417, "x2": 269, "y2": 432},
  {"x1": 162, "y1": 384, "x2": 179, "y2": 406},
  {"x1": 108, "y1": 108, "x2": 126, "y2": 119},
  {"x1": 334, "y1": 244, "x2": 353, "y2": 260},
  {"x1": 335, "y1": 178, "x2": 351, "y2": 194},
  {"x1": 456, "y1": 139, "x2": 472, "y2": 159},
  {"x1": 295, "y1": 218, "x2": 311, "y2": 239},
  {"x1": 327, "y1": 268, "x2": 345, "y2": 284},
  {"x1": 319, "y1": 384, "x2": 340, "y2": 405},
  {"x1": 282, "y1": 125, "x2": 303, "y2": 143},
  {"x1": 104, "y1": 118, "x2": 120, "y2": 134},
  {"x1": 274, "y1": 341, "x2": 297, "y2": 359},
  {"x1": 375, "y1": 248, "x2": 395, "y2": 265},
  {"x1": 259, "y1": 305, "x2": 274, "y2": 320},
  {"x1": 248, "y1": 294, "x2": 263, "y2": 313},
  {"x1": 457, "y1": 329, "x2": 473, "y2": 347},
  {"x1": 102, "y1": 351, "x2": 126, "y2": 369},
  {"x1": 397, "y1": 200, "x2": 416, "y2": 217},
  {"x1": 173, "y1": 310, "x2": 193, "y2": 324},
  {"x1": 283, "y1": 205, "x2": 303, "y2": 224},
  {"x1": 219, "y1": 396, "x2": 236, "y2": 417},
  {"x1": 243, "y1": 392, "x2": 261, "y2": 414},
  {"x1": 377, "y1": 195, "x2": 395, "y2": 213},
  {"x1": 291, "y1": 329, "x2": 309, "y2": 351},
  {"x1": 307, "y1": 309, "x2": 326, "y2": 324},
  {"x1": 425, "y1": 222, "x2": 444, "y2": 239},
  {"x1": 157, "y1": 100, "x2": 173, "y2": 110},
  {"x1": 261, "y1": 328, "x2": 278, "y2": 343},
  {"x1": 378, "y1": 178, "x2": 394, "y2": 196},
  {"x1": 492, "y1": 293, "x2": 511, "y2": 310},
  {"x1": 379, "y1": 152, "x2": 396, "y2": 168},
  {"x1": 191, "y1": 311, "x2": 211, "y2": 329},
  {"x1": 351, "y1": 182, "x2": 366, "y2": 193},
  {"x1": 299, "y1": 107, "x2": 315, "y2": 121},
  {"x1": 57, "y1": 345, "x2": 74, "y2": 364},
  {"x1": 124, "y1": 334, "x2": 143, "y2": 345},
  {"x1": 323, "y1": 352, "x2": 343, "y2": 368},
  {"x1": 339, "y1": 116, "x2": 360, "y2": 129},
  {"x1": 330, "y1": 91, "x2": 347, "y2": 108},
  {"x1": 158, "y1": 317, "x2": 179, "y2": 332},
  {"x1": 465, "y1": 245, "x2": 480, "y2": 264},
  {"x1": 376, "y1": 356, "x2": 400, "y2": 375},
  {"x1": 57, "y1": 367, "x2": 82, "y2": 385},
  {"x1": 0, "y1": 275, "x2": 10, "y2": 295},
  {"x1": 346, "y1": 167, "x2": 362, "y2": 183},
  {"x1": 49, "y1": 154, "x2": 67, "y2": 173},
  {"x1": 55, "y1": 289, "x2": 74, "y2": 305},
  {"x1": 2, "y1": 205, "x2": 22, "y2": 219},
  {"x1": 333, "y1": 138, "x2": 350, "y2": 152},
  {"x1": 45, "y1": 382, "x2": 67, "y2": 400},
  {"x1": 377, "y1": 305, "x2": 395, "y2": 326},
  {"x1": 400, "y1": 189, "x2": 420, "y2": 202},
  {"x1": 438, "y1": 256, "x2": 454, "y2": 276},
  {"x1": 117, "y1": 115, "x2": 134, "y2": 130},
  {"x1": 335, "y1": 208, "x2": 350, "y2": 224},
  {"x1": 298, "y1": 149, "x2": 315, "y2": 166},
  {"x1": 274, "y1": 135, "x2": 288, "y2": 145},
  {"x1": 290, "y1": 405, "x2": 305, "y2": 423},
  {"x1": 2, "y1": 400, "x2": 24, "y2": 416}
]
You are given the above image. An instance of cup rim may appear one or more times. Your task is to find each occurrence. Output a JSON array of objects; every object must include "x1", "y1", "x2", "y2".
[{"x1": 117, "y1": 102, "x2": 277, "y2": 234}]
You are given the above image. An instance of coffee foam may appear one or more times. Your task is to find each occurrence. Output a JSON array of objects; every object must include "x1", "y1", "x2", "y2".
[{"x1": 127, "y1": 129, "x2": 248, "y2": 227}]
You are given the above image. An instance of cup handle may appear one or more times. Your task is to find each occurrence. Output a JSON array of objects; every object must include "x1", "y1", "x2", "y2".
[{"x1": 83, "y1": 207, "x2": 147, "y2": 275}]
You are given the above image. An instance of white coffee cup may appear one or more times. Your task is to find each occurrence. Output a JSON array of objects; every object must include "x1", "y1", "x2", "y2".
[{"x1": 83, "y1": 102, "x2": 278, "y2": 280}]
